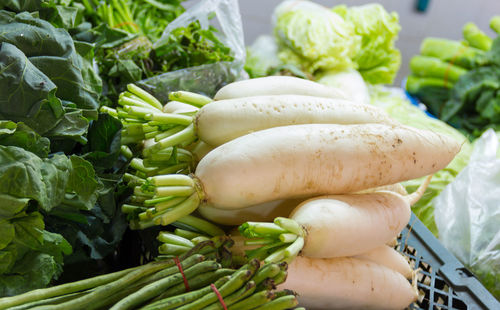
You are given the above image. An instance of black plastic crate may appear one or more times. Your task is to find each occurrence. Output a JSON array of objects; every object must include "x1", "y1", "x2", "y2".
[{"x1": 398, "y1": 213, "x2": 499, "y2": 309}]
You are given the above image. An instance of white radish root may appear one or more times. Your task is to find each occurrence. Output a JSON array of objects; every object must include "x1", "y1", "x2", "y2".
[
  {"x1": 280, "y1": 256, "x2": 418, "y2": 310},
  {"x1": 354, "y1": 245, "x2": 413, "y2": 279},
  {"x1": 196, "y1": 95, "x2": 396, "y2": 146},
  {"x1": 214, "y1": 76, "x2": 348, "y2": 101},
  {"x1": 197, "y1": 199, "x2": 302, "y2": 226},
  {"x1": 195, "y1": 123, "x2": 459, "y2": 209},
  {"x1": 288, "y1": 176, "x2": 431, "y2": 258}
]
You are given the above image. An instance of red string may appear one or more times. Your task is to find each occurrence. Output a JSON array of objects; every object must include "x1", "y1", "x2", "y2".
[
  {"x1": 210, "y1": 284, "x2": 227, "y2": 310},
  {"x1": 174, "y1": 257, "x2": 190, "y2": 292}
]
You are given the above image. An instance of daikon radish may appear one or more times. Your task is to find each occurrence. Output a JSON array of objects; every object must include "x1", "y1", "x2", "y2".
[
  {"x1": 354, "y1": 245, "x2": 413, "y2": 279},
  {"x1": 198, "y1": 199, "x2": 302, "y2": 226},
  {"x1": 280, "y1": 256, "x2": 418, "y2": 310},
  {"x1": 238, "y1": 176, "x2": 431, "y2": 261},
  {"x1": 196, "y1": 124, "x2": 457, "y2": 209},
  {"x1": 356, "y1": 182, "x2": 408, "y2": 195},
  {"x1": 143, "y1": 95, "x2": 395, "y2": 153},
  {"x1": 130, "y1": 123, "x2": 458, "y2": 228},
  {"x1": 198, "y1": 183, "x2": 405, "y2": 226},
  {"x1": 213, "y1": 76, "x2": 348, "y2": 100}
]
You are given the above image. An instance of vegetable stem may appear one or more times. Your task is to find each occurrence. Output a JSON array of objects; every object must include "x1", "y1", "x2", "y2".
[
  {"x1": 168, "y1": 91, "x2": 213, "y2": 107},
  {"x1": 174, "y1": 215, "x2": 225, "y2": 237},
  {"x1": 127, "y1": 84, "x2": 163, "y2": 110}
]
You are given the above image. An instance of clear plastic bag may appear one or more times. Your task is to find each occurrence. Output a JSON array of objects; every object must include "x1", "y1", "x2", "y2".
[
  {"x1": 434, "y1": 129, "x2": 500, "y2": 299},
  {"x1": 137, "y1": 0, "x2": 246, "y2": 101}
]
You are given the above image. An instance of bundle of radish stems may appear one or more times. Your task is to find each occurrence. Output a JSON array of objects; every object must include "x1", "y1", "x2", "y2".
[{"x1": 112, "y1": 76, "x2": 460, "y2": 309}]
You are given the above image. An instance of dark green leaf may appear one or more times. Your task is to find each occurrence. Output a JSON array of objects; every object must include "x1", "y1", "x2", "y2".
[
  {"x1": 83, "y1": 113, "x2": 123, "y2": 171},
  {"x1": 67, "y1": 156, "x2": 99, "y2": 209},
  {"x1": 0, "y1": 146, "x2": 71, "y2": 211},
  {"x1": 0, "y1": 121, "x2": 50, "y2": 158},
  {"x1": 0, "y1": 194, "x2": 29, "y2": 219},
  {"x1": 0, "y1": 253, "x2": 59, "y2": 296},
  {"x1": 0, "y1": 219, "x2": 14, "y2": 250},
  {"x1": 0, "y1": 43, "x2": 63, "y2": 136}
]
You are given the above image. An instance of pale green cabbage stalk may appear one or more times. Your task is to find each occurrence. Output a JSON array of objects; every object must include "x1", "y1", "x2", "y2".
[
  {"x1": 317, "y1": 69, "x2": 370, "y2": 104},
  {"x1": 273, "y1": 0, "x2": 360, "y2": 74},
  {"x1": 333, "y1": 4, "x2": 401, "y2": 84},
  {"x1": 369, "y1": 86, "x2": 472, "y2": 235}
]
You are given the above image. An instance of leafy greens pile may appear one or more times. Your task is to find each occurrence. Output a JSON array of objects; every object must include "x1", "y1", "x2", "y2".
[
  {"x1": 0, "y1": 8, "x2": 127, "y2": 297},
  {"x1": 0, "y1": 0, "x2": 239, "y2": 297},
  {"x1": 270, "y1": 0, "x2": 401, "y2": 85},
  {"x1": 406, "y1": 16, "x2": 500, "y2": 138}
]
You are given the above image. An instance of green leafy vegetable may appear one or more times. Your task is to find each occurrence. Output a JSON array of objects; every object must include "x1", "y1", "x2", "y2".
[
  {"x1": 273, "y1": 0, "x2": 359, "y2": 74},
  {"x1": 333, "y1": 3, "x2": 401, "y2": 84},
  {"x1": 154, "y1": 20, "x2": 234, "y2": 72},
  {"x1": 0, "y1": 10, "x2": 103, "y2": 149}
]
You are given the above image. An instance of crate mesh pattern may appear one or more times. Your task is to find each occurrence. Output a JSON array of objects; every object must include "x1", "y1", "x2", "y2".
[{"x1": 397, "y1": 214, "x2": 499, "y2": 310}]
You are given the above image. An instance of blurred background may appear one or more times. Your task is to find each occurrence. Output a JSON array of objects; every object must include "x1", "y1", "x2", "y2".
[{"x1": 237, "y1": 0, "x2": 500, "y2": 85}]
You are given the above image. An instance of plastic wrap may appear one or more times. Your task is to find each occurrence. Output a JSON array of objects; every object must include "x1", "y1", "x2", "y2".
[
  {"x1": 434, "y1": 129, "x2": 500, "y2": 299},
  {"x1": 137, "y1": 0, "x2": 246, "y2": 101}
]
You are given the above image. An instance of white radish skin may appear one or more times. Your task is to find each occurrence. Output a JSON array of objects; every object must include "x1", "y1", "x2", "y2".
[
  {"x1": 280, "y1": 256, "x2": 418, "y2": 310},
  {"x1": 354, "y1": 245, "x2": 413, "y2": 279},
  {"x1": 195, "y1": 124, "x2": 459, "y2": 209},
  {"x1": 196, "y1": 95, "x2": 396, "y2": 146},
  {"x1": 290, "y1": 192, "x2": 410, "y2": 258},
  {"x1": 198, "y1": 199, "x2": 302, "y2": 226},
  {"x1": 214, "y1": 76, "x2": 348, "y2": 101},
  {"x1": 162, "y1": 101, "x2": 199, "y2": 114},
  {"x1": 356, "y1": 182, "x2": 408, "y2": 196},
  {"x1": 289, "y1": 176, "x2": 431, "y2": 258},
  {"x1": 197, "y1": 183, "x2": 406, "y2": 226}
]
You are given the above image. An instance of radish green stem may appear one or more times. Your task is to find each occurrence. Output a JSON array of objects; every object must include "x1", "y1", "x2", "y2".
[
  {"x1": 144, "y1": 124, "x2": 196, "y2": 155},
  {"x1": 238, "y1": 217, "x2": 306, "y2": 263},
  {"x1": 153, "y1": 197, "x2": 187, "y2": 212},
  {"x1": 168, "y1": 91, "x2": 213, "y2": 107},
  {"x1": 159, "y1": 243, "x2": 193, "y2": 256},
  {"x1": 149, "y1": 174, "x2": 194, "y2": 187},
  {"x1": 130, "y1": 158, "x2": 156, "y2": 173},
  {"x1": 153, "y1": 126, "x2": 184, "y2": 141},
  {"x1": 144, "y1": 113, "x2": 192, "y2": 126},
  {"x1": 191, "y1": 236, "x2": 210, "y2": 244},
  {"x1": 155, "y1": 185, "x2": 194, "y2": 197},
  {"x1": 119, "y1": 96, "x2": 159, "y2": 111},
  {"x1": 154, "y1": 193, "x2": 200, "y2": 226},
  {"x1": 175, "y1": 228, "x2": 204, "y2": 240},
  {"x1": 127, "y1": 84, "x2": 163, "y2": 110},
  {"x1": 158, "y1": 232, "x2": 194, "y2": 247},
  {"x1": 154, "y1": 163, "x2": 189, "y2": 175},
  {"x1": 100, "y1": 106, "x2": 118, "y2": 117},
  {"x1": 124, "y1": 106, "x2": 159, "y2": 118},
  {"x1": 174, "y1": 215, "x2": 225, "y2": 237},
  {"x1": 120, "y1": 146, "x2": 133, "y2": 160}
]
